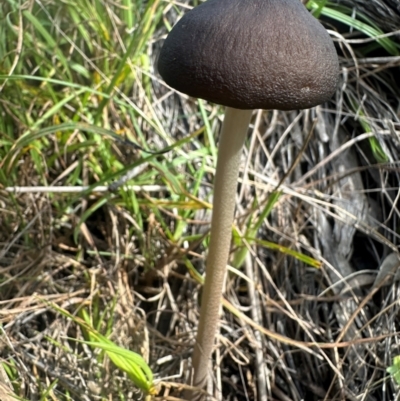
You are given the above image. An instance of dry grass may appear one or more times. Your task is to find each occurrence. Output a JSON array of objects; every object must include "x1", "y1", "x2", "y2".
[{"x1": 1, "y1": 0, "x2": 400, "y2": 400}]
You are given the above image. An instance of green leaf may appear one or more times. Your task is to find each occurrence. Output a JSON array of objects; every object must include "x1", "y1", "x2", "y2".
[
  {"x1": 387, "y1": 355, "x2": 400, "y2": 385},
  {"x1": 75, "y1": 338, "x2": 155, "y2": 394}
]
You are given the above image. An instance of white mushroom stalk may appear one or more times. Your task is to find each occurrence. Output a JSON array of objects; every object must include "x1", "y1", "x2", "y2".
[{"x1": 190, "y1": 108, "x2": 253, "y2": 394}]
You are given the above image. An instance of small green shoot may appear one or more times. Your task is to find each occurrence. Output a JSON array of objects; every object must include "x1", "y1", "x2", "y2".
[
  {"x1": 387, "y1": 356, "x2": 400, "y2": 385},
  {"x1": 46, "y1": 302, "x2": 156, "y2": 396},
  {"x1": 74, "y1": 338, "x2": 156, "y2": 395}
]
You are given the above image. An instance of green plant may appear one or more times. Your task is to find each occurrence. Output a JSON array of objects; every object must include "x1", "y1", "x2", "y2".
[
  {"x1": 49, "y1": 302, "x2": 156, "y2": 397},
  {"x1": 387, "y1": 356, "x2": 400, "y2": 385}
]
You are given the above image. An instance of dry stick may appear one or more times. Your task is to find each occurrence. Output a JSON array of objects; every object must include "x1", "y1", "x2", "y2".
[
  {"x1": 187, "y1": 107, "x2": 253, "y2": 399},
  {"x1": 4, "y1": 185, "x2": 166, "y2": 193}
]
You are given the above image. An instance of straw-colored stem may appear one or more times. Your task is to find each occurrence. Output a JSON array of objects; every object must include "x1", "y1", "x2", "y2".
[{"x1": 187, "y1": 107, "x2": 253, "y2": 400}]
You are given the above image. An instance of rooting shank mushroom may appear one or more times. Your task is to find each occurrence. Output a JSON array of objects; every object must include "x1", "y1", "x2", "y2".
[{"x1": 158, "y1": 0, "x2": 339, "y2": 398}]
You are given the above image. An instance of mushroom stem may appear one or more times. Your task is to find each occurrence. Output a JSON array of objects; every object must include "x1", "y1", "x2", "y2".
[{"x1": 188, "y1": 107, "x2": 253, "y2": 399}]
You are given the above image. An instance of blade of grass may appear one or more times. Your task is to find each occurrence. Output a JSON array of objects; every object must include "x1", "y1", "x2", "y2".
[
  {"x1": 22, "y1": 10, "x2": 73, "y2": 80},
  {"x1": 232, "y1": 191, "x2": 282, "y2": 268},
  {"x1": 94, "y1": 0, "x2": 163, "y2": 122},
  {"x1": 307, "y1": 0, "x2": 399, "y2": 55}
]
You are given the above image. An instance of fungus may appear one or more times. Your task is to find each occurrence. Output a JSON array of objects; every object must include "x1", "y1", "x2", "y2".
[{"x1": 158, "y1": 0, "x2": 339, "y2": 398}]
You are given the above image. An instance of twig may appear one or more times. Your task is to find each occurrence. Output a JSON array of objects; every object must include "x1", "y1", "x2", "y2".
[{"x1": 5, "y1": 185, "x2": 167, "y2": 194}]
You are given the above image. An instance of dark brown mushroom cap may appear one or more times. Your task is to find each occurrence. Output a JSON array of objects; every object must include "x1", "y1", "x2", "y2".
[{"x1": 158, "y1": 0, "x2": 339, "y2": 110}]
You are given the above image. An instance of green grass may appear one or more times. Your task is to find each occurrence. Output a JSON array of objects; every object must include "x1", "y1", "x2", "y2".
[
  {"x1": 0, "y1": 1, "x2": 221, "y2": 398},
  {"x1": 0, "y1": 0, "x2": 206, "y2": 254},
  {"x1": 307, "y1": 0, "x2": 400, "y2": 55}
]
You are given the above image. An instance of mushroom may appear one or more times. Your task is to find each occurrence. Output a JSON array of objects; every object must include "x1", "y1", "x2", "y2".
[{"x1": 158, "y1": 0, "x2": 339, "y2": 398}]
